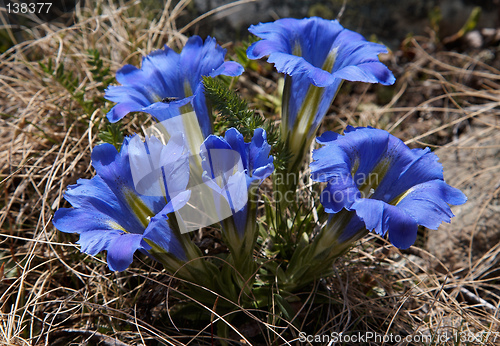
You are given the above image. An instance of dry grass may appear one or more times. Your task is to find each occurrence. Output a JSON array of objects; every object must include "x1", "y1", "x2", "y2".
[{"x1": 1, "y1": 1, "x2": 499, "y2": 345}]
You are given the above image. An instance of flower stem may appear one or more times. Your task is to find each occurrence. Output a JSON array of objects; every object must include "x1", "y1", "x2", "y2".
[{"x1": 283, "y1": 209, "x2": 367, "y2": 291}]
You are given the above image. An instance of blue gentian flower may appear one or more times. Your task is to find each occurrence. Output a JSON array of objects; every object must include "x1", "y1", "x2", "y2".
[
  {"x1": 200, "y1": 128, "x2": 274, "y2": 235},
  {"x1": 128, "y1": 134, "x2": 190, "y2": 200},
  {"x1": 247, "y1": 17, "x2": 395, "y2": 167},
  {"x1": 310, "y1": 126, "x2": 467, "y2": 249},
  {"x1": 53, "y1": 134, "x2": 191, "y2": 271},
  {"x1": 105, "y1": 36, "x2": 244, "y2": 138}
]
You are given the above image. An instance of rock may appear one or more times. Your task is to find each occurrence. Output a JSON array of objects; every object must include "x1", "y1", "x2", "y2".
[
  {"x1": 439, "y1": 0, "x2": 500, "y2": 38},
  {"x1": 426, "y1": 116, "x2": 500, "y2": 273},
  {"x1": 464, "y1": 30, "x2": 483, "y2": 48},
  {"x1": 481, "y1": 28, "x2": 500, "y2": 46},
  {"x1": 188, "y1": 0, "x2": 499, "y2": 49}
]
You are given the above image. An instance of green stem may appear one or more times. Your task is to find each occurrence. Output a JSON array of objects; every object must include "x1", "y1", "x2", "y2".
[{"x1": 283, "y1": 209, "x2": 367, "y2": 291}]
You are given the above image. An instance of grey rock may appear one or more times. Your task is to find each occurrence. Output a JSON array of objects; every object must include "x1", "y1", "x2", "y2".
[
  {"x1": 189, "y1": 0, "x2": 499, "y2": 48},
  {"x1": 426, "y1": 116, "x2": 500, "y2": 274}
]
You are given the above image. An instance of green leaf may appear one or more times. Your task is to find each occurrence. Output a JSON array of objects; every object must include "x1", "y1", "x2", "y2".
[
  {"x1": 273, "y1": 293, "x2": 300, "y2": 328},
  {"x1": 98, "y1": 122, "x2": 124, "y2": 150}
]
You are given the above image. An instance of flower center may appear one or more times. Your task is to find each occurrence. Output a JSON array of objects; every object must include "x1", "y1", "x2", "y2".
[
  {"x1": 321, "y1": 47, "x2": 338, "y2": 73},
  {"x1": 389, "y1": 188, "x2": 414, "y2": 206},
  {"x1": 183, "y1": 80, "x2": 193, "y2": 97},
  {"x1": 355, "y1": 158, "x2": 392, "y2": 199},
  {"x1": 292, "y1": 39, "x2": 302, "y2": 56},
  {"x1": 123, "y1": 189, "x2": 155, "y2": 229}
]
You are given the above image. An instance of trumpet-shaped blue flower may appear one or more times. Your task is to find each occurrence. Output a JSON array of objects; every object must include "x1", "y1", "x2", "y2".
[
  {"x1": 311, "y1": 126, "x2": 467, "y2": 249},
  {"x1": 200, "y1": 128, "x2": 274, "y2": 235},
  {"x1": 105, "y1": 36, "x2": 243, "y2": 138},
  {"x1": 247, "y1": 17, "x2": 395, "y2": 167},
  {"x1": 53, "y1": 135, "x2": 191, "y2": 271}
]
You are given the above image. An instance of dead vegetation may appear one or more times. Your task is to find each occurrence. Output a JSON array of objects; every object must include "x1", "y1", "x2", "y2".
[{"x1": 1, "y1": 1, "x2": 499, "y2": 345}]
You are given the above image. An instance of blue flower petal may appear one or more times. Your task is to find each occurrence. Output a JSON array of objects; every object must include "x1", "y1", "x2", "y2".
[
  {"x1": 61, "y1": 175, "x2": 117, "y2": 210},
  {"x1": 76, "y1": 230, "x2": 121, "y2": 256},
  {"x1": 321, "y1": 127, "x2": 391, "y2": 181},
  {"x1": 311, "y1": 126, "x2": 467, "y2": 249},
  {"x1": 142, "y1": 190, "x2": 191, "y2": 261},
  {"x1": 53, "y1": 206, "x2": 121, "y2": 235},
  {"x1": 334, "y1": 212, "x2": 367, "y2": 244},
  {"x1": 320, "y1": 176, "x2": 360, "y2": 213},
  {"x1": 284, "y1": 73, "x2": 342, "y2": 139},
  {"x1": 247, "y1": 17, "x2": 394, "y2": 88},
  {"x1": 128, "y1": 134, "x2": 190, "y2": 200},
  {"x1": 310, "y1": 144, "x2": 349, "y2": 182},
  {"x1": 54, "y1": 134, "x2": 192, "y2": 271},
  {"x1": 106, "y1": 232, "x2": 145, "y2": 271},
  {"x1": 91, "y1": 139, "x2": 165, "y2": 220},
  {"x1": 200, "y1": 128, "x2": 274, "y2": 236},
  {"x1": 267, "y1": 52, "x2": 315, "y2": 78},
  {"x1": 225, "y1": 171, "x2": 248, "y2": 212},
  {"x1": 201, "y1": 134, "x2": 238, "y2": 187},
  {"x1": 333, "y1": 62, "x2": 396, "y2": 85},
  {"x1": 142, "y1": 96, "x2": 193, "y2": 122},
  {"x1": 105, "y1": 86, "x2": 152, "y2": 122},
  {"x1": 140, "y1": 47, "x2": 182, "y2": 94},
  {"x1": 201, "y1": 128, "x2": 274, "y2": 190},
  {"x1": 157, "y1": 190, "x2": 192, "y2": 217},
  {"x1": 316, "y1": 131, "x2": 340, "y2": 144},
  {"x1": 248, "y1": 18, "x2": 345, "y2": 70},
  {"x1": 248, "y1": 128, "x2": 273, "y2": 180},
  {"x1": 180, "y1": 36, "x2": 215, "y2": 89},
  {"x1": 396, "y1": 180, "x2": 467, "y2": 230},
  {"x1": 143, "y1": 215, "x2": 187, "y2": 262},
  {"x1": 210, "y1": 61, "x2": 244, "y2": 78},
  {"x1": 350, "y1": 199, "x2": 418, "y2": 249},
  {"x1": 221, "y1": 128, "x2": 247, "y2": 168},
  {"x1": 105, "y1": 36, "x2": 243, "y2": 138},
  {"x1": 54, "y1": 177, "x2": 147, "y2": 237},
  {"x1": 248, "y1": 18, "x2": 395, "y2": 168}
]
